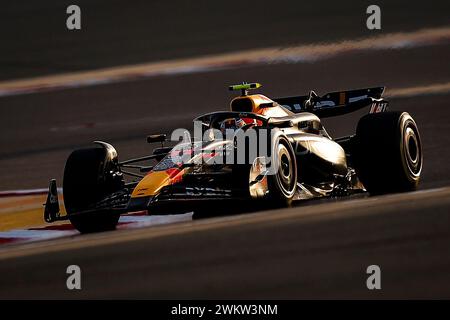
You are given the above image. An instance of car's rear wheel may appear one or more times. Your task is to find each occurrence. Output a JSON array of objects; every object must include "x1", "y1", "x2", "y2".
[
  {"x1": 354, "y1": 111, "x2": 423, "y2": 194},
  {"x1": 266, "y1": 135, "x2": 298, "y2": 206},
  {"x1": 63, "y1": 144, "x2": 124, "y2": 233}
]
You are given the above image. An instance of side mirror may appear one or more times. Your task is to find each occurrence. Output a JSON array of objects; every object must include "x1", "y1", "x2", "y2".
[
  {"x1": 147, "y1": 134, "x2": 166, "y2": 144},
  {"x1": 304, "y1": 90, "x2": 319, "y2": 112}
]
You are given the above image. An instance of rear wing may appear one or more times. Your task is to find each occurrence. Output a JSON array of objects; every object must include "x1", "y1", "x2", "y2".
[{"x1": 273, "y1": 86, "x2": 388, "y2": 118}]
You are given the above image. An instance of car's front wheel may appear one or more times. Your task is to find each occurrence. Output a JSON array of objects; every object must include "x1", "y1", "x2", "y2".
[{"x1": 63, "y1": 143, "x2": 124, "y2": 233}]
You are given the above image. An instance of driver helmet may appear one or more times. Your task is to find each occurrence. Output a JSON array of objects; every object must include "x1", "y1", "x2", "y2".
[{"x1": 219, "y1": 118, "x2": 246, "y2": 135}]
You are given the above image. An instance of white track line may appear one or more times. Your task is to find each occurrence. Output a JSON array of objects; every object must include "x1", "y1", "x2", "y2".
[
  {"x1": 0, "y1": 26, "x2": 449, "y2": 98},
  {"x1": 0, "y1": 188, "x2": 62, "y2": 198},
  {"x1": 0, "y1": 229, "x2": 77, "y2": 240},
  {"x1": 0, "y1": 212, "x2": 193, "y2": 245},
  {"x1": 387, "y1": 82, "x2": 450, "y2": 98}
]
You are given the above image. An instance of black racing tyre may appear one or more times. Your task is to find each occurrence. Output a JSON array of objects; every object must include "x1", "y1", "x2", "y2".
[
  {"x1": 266, "y1": 135, "x2": 298, "y2": 206},
  {"x1": 354, "y1": 111, "x2": 423, "y2": 194},
  {"x1": 230, "y1": 129, "x2": 297, "y2": 207},
  {"x1": 63, "y1": 146, "x2": 124, "y2": 233}
]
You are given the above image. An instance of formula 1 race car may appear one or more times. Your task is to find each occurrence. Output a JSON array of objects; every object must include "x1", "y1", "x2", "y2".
[{"x1": 44, "y1": 83, "x2": 423, "y2": 233}]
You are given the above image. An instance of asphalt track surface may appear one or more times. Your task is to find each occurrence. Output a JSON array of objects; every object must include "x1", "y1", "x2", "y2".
[
  {"x1": 2, "y1": 0, "x2": 449, "y2": 80},
  {"x1": 0, "y1": 1, "x2": 449, "y2": 298},
  {"x1": 1, "y1": 187, "x2": 450, "y2": 299}
]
